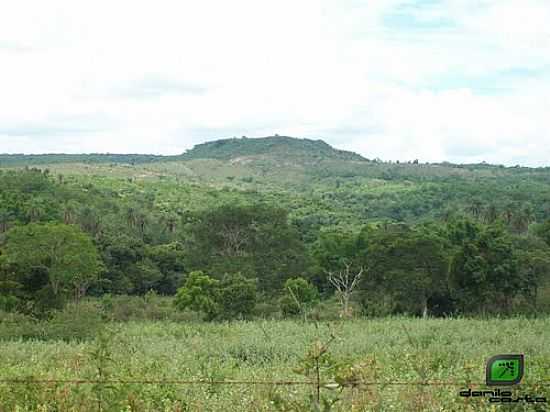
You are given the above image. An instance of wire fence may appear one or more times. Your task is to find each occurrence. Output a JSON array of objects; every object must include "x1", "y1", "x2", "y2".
[{"x1": 1, "y1": 378, "x2": 550, "y2": 387}]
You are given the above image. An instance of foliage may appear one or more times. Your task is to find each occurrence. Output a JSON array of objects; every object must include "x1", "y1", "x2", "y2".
[
  {"x1": 174, "y1": 271, "x2": 220, "y2": 320},
  {"x1": 2, "y1": 137, "x2": 550, "y2": 318},
  {"x1": 180, "y1": 135, "x2": 367, "y2": 162},
  {"x1": 448, "y1": 222, "x2": 522, "y2": 314},
  {"x1": 174, "y1": 271, "x2": 257, "y2": 321},
  {"x1": 280, "y1": 277, "x2": 319, "y2": 316},
  {"x1": 1, "y1": 223, "x2": 103, "y2": 314},
  {"x1": 1, "y1": 317, "x2": 550, "y2": 410},
  {"x1": 185, "y1": 203, "x2": 308, "y2": 292}
]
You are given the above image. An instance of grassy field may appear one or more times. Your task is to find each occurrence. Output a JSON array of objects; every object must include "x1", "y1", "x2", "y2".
[{"x1": 1, "y1": 318, "x2": 549, "y2": 411}]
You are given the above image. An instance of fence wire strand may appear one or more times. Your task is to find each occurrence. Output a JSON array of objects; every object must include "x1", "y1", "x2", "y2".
[{"x1": 1, "y1": 379, "x2": 550, "y2": 387}]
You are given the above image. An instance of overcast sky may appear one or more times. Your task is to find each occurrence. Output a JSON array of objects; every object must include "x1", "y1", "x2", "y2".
[{"x1": 1, "y1": 0, "x2": 550, "y2": 165}]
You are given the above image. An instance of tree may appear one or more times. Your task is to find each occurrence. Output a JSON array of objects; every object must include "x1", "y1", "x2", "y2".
[
  {"x1": 62, "y1": 201, "x2": 79, "y2": 225},
  {"x1": 510, "y1": 204, "x2": 534, "y2": 234},
  {"x1": 280, "y1": 277, "x2": 319, "y2": 317},
  {"x1": 534, "y1": 219, "x2": 550, "y2": 246},
  {"x1": 145, "y1": 242, "x2": 185, "y2": 294},
  {"x1": 0, "y1": 208, "x2": 13, "y2": 234},
  {"x1": 217, "y1": 273, "x2": 257, "y2": 320},
  {"x1": 355, "y1": 223, "x2": 451, "y2": 317},
  {"x1": 327, "y1": 262, "x2": 363, "y2": 318},
  {"x1": 78, "y1": 206, "x2": 101, "y2": 236},
  {"x1": 174, "y1": 271, "x2": 220, "y2": 320},
  {"x1": 25, "y1": 198, "x2": 46, "y2": 222},
  {"x1": 3, "y1": 223, "x2": 103, "y2": 308},
  {"x1": 313, "y1": 230, "x2": 366, "y2": 293},
  {"x1": 174, "y1": 271, "x2": 257, "y2": 320},
  {"x1": 449, "y1": 223, "x2": 521, "y2": 314},
  {"x1": 186, "y1": 204, "x2": 308, "y2": 291},
  {"x1": 161, "y1": 213, "x2": 178, "y2": 234},
  {"x1": 513, "y1": 235, "x2": 550, "y2": 311}
]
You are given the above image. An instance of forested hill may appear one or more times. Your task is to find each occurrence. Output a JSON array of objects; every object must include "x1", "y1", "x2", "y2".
[
  {"x1": 180, "y1": 136, "x2": 367, "y2": 162},
  {"x1": 2, "y1": 135, "x2": 550, "y2": 230},
  {"x1": 2, "y1": 136, "x2": 550, "y2": 317},
  {"x1": 0, "y1": 136, "x2": 365, "y2": 167}
]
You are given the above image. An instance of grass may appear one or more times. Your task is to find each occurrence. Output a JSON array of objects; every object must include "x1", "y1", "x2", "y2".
[{"x1": 1, "y1": 317, "x2": 549, "y2": 411}]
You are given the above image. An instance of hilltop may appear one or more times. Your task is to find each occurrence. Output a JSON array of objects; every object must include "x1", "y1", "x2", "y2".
[{"x1": 180, "y1": 135, "x2": 367, "y2": 162}]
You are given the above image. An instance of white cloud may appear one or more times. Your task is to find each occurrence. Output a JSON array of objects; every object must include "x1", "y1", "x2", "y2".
[{"x1": 0, "y1": 0, "x2": 549, "y2": 165}]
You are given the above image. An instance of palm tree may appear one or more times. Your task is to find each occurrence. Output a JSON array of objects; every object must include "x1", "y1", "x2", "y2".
[
  {"x1": 161, "y1": 213, "x2": 178, "y2": 234},
  {"x1": 78, "y1": 206, "x2": 101, "y2": 235},
  {"x1": 512, "y1": 204, "x2": 535, "y2": 234},
  {"x1": 484, "y1": 204, "x2": 499, "y2": 224},
  {"x1": 125, "y1": 206, "x2": 138, "y2": 229},
  {"x1": 0, "y1": 208, "x2": 13, "y2": 233},
  {"x1": 135, "y1": 211, "x2": 147, "y2": 238},
  {"x1": 502, "y1": 202, "x2": 515, "y2": 225},
  {"x1": 26, "y1": 198, "x2": 46, "y2": 222},
  {"x1": 467, "y1": 198, "x2": 483, "y2": 220},
  {"x1": 62, "y1": 201, "x2": 78, "y2": 225}
]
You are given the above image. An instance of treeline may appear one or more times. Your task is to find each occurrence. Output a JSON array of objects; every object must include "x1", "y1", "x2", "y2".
[
  {"x1": 0, "y1": 154, "x2": 169, "y2": 167},
  {"x1": 1, "y1": 168, "x2": 550, "y2": 319}
]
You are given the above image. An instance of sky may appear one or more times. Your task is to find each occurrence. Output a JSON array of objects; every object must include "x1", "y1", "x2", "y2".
[{"x1": 1, "y1": 0, "x2": 550, "y2": 166}]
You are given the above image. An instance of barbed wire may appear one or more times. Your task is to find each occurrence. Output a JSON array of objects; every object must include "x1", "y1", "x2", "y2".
[{"x1": 1, "y1": 378, "x2": 550, "y2": 387}]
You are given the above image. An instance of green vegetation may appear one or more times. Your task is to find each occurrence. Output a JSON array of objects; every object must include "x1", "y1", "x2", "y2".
[
  {"x1": 180, "y1": 135, "x2": 367, "y2": 162},
  {"x1": 0, "y1": 316, "x2": 549, "y2": 411},
  {"x1": 1, "y1": 136, "x2": 550, "y2": 318},
  {"x1": 2, "y1": 136, "x2": 550, "y2": 410}
]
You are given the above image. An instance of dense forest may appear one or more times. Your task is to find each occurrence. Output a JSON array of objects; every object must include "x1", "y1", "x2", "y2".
[{"x1": 1, "y1": 136, "x2": 550, "y2": 319}]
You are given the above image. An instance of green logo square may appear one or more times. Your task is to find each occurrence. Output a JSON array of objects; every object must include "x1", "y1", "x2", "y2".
[{"x1": 486, "y1": 354, "x2": 524, "y2": 386}]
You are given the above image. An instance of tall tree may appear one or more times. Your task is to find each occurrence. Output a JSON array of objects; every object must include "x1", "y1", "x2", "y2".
[
  {"x1": 449, "y1": 222, "x2": 521, "y2": 314},
  {"x1": 3, "y1": 223, "x2": 103, "y2": 304},
  {"x1": 186, "y1": 204, "x2": 307, "y2": 291}
]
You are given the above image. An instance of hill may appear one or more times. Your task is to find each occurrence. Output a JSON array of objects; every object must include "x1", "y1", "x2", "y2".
[
  {"x1": 0, "y1": 136, "x2": 366, "y2": 168},
  {"x1": 2, "y1": 135, "x2": 550, "y2": 232},
  {"x1": 180, "y1": 135, "x2": 367, "y2": 162}
]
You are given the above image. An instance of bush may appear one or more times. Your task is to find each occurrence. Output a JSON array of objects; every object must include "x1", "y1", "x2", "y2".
[
  {"x1": 0, "y1": 301, "x2": 103, "y2": 341},
  {"x1": 174, "y1": 271, "x2": 258, "y2": 321},
  {"x1": 0, "y1": 294, "x2": 19, "y2": 312},
  {"x1": 217, "y1": 273, "x2": 257, "y2": 320},
  {"x1": 46, "y1": 301, "x2": 104, "y2": 341},
  {"x1": 0, "y1": 310, "x2": 37, "y2": 340},
  {"x1": 253, "y1": 299, "x2": 282, "y2": 320},
  {"x1": 101, "y1": 293, "x2": 196, "y2": 322},
  {"x1": 280, "y1": 277, "x2": 319, "y2": 317},
  {"x1": 174, "y1": 271, "x2": 220, "y2": 320}
]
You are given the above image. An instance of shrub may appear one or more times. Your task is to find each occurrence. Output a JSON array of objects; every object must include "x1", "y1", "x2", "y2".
[
  {"x1": 174, "y1": 271, "x2": 220, "y2": 320},
  {"x1": 0, "y1": 301, "x2": 103, "y2": 341},
  {"x1": 280, "y1": 277, "x2": 319, "y2": 317},
  {"x1": 174, "y1": 271, "x2": 258, "y2": 321},
  {"x1": 217, "y1": 273, "x2": 257, "y2": 320},
  {"x1": 46, "y1": 301, "x2": 104, "y2": 341}
]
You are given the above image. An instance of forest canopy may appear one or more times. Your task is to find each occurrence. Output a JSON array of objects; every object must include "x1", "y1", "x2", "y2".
[{"x1": 1, "y1": 137, "x2": 550, "y2": 318}]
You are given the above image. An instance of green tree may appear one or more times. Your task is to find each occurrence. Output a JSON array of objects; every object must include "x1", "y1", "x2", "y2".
[
  {"x1": 534, "y1": 219, "x2": 550, "y2": 246},
  {"x1": 145, "y1": 242, "x2": 185, "y2": 294},
  {"x1": 280, "y1": 277, "x2": 319, "y2": 317},
  {"x1": 360, "y1": 224, "x2": 451, "y2": 317},
  {"x1": 513, "y1": 235, "x2": 550, "y2": 311},
  {"x1": 174, "y1": 271, "x2": 220, "y2": 320},
  {"x1": 186, "y1": 204, "x2": 307, "y2": 291},
  {"x1": 217, "y1": 273, "x2": 257, "y2": 320},
  {"x1": 0, "y1": 208, "x2": 13, "y2": 234},
  {"x1": 449, "y1": 223, "x2": 521, "y2": 314},
  {"x1": 3, "y1": 223, "x2": 103, "y2": 309}
]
